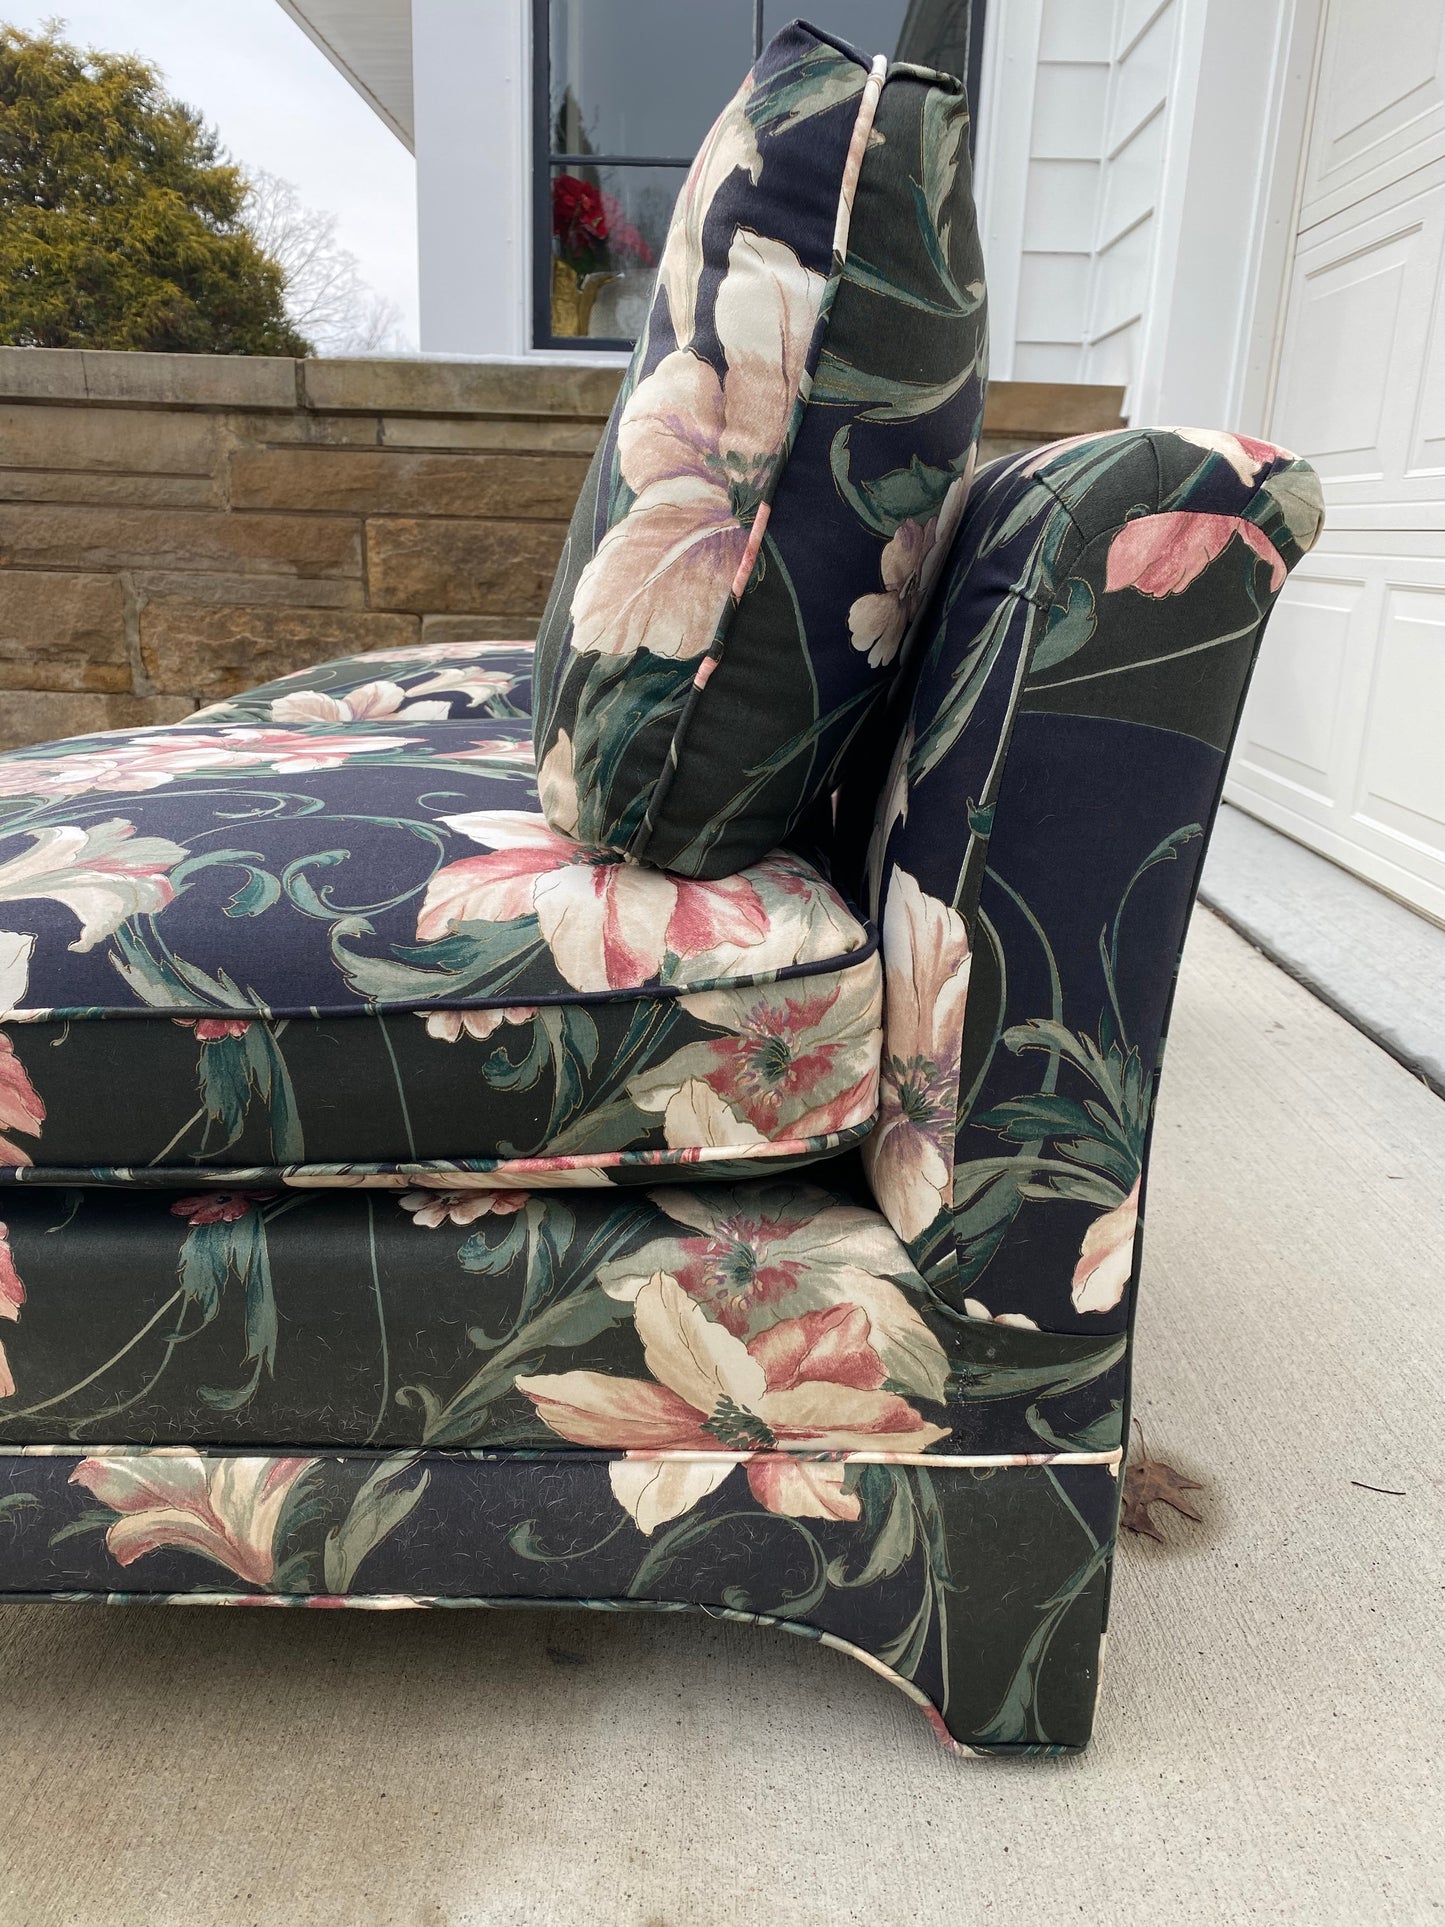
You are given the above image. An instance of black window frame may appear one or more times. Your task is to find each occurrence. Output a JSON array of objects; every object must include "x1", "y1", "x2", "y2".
[{"x1": 530, "y1": 0, "x2": 987, "y2": 353}]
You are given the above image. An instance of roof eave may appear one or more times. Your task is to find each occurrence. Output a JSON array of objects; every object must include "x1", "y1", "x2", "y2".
[{"x1": 273, "y1": 0, "x2": 415, "y2": 152}]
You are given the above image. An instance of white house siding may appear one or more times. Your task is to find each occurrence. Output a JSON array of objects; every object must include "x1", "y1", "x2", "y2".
[
  {"x1": 977, "y1": 0, "x2": 1190, "y2": 401},
  {"x1": 1082, "y1": 0, "x2": 1184, "y2": 391},
  {"x1": 1013, "y1": 1, "x2": 1115, "y2": 383},
  {"x1": 975, "y1": 0, "x2": 1285, "y2": 427}
]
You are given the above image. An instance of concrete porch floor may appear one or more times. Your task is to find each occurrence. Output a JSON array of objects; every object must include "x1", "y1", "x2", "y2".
[{"x1": 0, "y1": 908, "x2": 1440, "y2": 1927}]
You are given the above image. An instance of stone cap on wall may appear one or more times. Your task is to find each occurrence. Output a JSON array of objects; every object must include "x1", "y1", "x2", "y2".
[
  {"x1": 0, "y1": 349, "x2": 625, "y2": 420},
  {"x1": 0, "y1": 347, "x2": 1127, "y2": 436},
  {"x1": 983, "y1": 380, "x2": 1126, "y2": 438}
]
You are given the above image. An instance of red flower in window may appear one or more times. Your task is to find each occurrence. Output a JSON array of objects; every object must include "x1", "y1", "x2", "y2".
[
  {"x1": 552, "y1": 174, "x2": 610, "y2": 273},
  {"x1": 553, "y1": 177, "x2": 655, "y2": 275}
]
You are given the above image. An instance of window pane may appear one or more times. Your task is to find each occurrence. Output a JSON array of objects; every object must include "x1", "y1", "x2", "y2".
[
  {"x1": 550, "y1": 0, "x2": 753, "y2": 160},
  {"x1": 548, "y1": 164, "x2": 679, "y2": 341},
  {"x1": 538, "y1": 2, "x2": 983, "y2": 349},
  {"x1": 892, "y1": 0, "x2": 981, "y2": 79}
]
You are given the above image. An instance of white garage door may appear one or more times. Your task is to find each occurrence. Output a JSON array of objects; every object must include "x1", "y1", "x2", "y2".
[{"x1": 1227, "y1": 0, "x2": 1445, "y2": 924}]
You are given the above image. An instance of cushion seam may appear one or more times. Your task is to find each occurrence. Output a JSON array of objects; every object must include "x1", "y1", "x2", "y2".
[
  {"x1": 1, "y1": 922, "x2": 880, "y2": 1024},
  {"x1": 1, "y1": 1114, "x2": 880, "y2": 1185}
]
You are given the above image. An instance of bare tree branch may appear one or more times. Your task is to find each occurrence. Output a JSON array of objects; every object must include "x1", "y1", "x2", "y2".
[{"x1": 240, "y1": 169, "x2": 409, "y2": 355}]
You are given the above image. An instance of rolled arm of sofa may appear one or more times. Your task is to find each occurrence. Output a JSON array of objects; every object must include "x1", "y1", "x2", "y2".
[{"x1": 855, "y1": 426, "x2": 1324, "y2": 1335}]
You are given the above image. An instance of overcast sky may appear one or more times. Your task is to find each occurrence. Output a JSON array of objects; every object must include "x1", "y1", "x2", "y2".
[{"x1": 5, "y1": 1, "x2": 420, "y2": 344}]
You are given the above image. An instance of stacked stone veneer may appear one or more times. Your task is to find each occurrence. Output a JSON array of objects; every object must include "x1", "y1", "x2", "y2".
[
  {"x1": 0, "y1": 350, "x2": 619, "y2": 750},
  {"x1": 0, "y1": 350, "x2": 1124, "y2": 751}
]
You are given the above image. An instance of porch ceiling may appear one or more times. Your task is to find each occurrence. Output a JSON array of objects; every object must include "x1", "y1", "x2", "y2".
[{"x1": 273, "y1": 0, "x2": 414, "y2": 150}]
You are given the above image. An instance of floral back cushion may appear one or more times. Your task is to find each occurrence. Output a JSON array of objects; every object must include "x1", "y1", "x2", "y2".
[{"x1": 533, "y1": 23, "x2": 988, "y2": 880}]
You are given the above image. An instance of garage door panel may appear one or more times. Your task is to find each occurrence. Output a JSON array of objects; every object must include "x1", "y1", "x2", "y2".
[
  {"x1": 1234, "y1": 569, "x2": 1363, "y2": 805},
  {"x1": 1234, "y1": 0, "x2": 1445, "y2": 920},
  {"x1": 1301, "y1": 0, "x2": 1445, "y2": 225},
  {"x1": 1274, "y1": 227, "x2": 1413, "y2": 482},
  {"x1": 1410, "y1": 240, "x2": 1445, "y2": 477},
  {"x1": 1273, "y1": 168, "x2": 1445, "y2": 506},
  {"x1": 1353, "y1": 584, "x2": 1445, "y2": 858}
]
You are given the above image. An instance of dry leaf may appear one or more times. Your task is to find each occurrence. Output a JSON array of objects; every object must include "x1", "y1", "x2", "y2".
[{"x1": 1121, "y1": 1425, "x2": 1204, "y2": 1541}]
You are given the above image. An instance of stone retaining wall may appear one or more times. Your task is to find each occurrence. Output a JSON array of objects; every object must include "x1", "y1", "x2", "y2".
[{"x1": 0, "y1": 348, "x2": 1123, "y2": 750}]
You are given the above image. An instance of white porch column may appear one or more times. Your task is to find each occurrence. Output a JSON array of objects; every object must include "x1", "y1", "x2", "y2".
[
  {"x1": 412, "y1": 0, "x2": 531, "y2": 357},
  {"x1": 972, "y1": 0, "x2": 1044, "y2": 383},
  {"x1": 1131, "y1": 0, "x2": 1308, "y2": 431}
]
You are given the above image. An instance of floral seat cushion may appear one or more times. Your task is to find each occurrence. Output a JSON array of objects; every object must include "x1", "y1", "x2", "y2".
[
  {"x1": 0, "y1": 1176, "x2": 1122, "y2": 1751},
  {"x1": 0, "y1": 709, "x2": 880, "y2": 1188},
  {"x1": 533, "y1": 22, "x2": 987, "y2": 879},
  {"x1": 189, "y1": 638, "x2": 537, "y2": 729},
  {"x1": 0, "y1": 1173, "x2": 1123, "y2": 1475}
]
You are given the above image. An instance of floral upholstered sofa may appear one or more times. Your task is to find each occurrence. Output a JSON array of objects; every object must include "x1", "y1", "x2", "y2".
[{"x1": 0, "y1": 24, "x2": 1321, "y2": 1754}]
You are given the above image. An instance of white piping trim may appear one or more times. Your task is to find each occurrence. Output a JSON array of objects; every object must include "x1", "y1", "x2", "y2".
[
  {"x1": 831, "y1": 55, "x2": 890, "y2": 260},
  {"x1": 0, "y1": 1445, "x2": 1123, "y2": 1467}
]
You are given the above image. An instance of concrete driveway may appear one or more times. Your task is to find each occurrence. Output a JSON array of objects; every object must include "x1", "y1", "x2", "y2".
[{"x1": 1, "y1": 909, "x2": 1440, "y2": 1927}]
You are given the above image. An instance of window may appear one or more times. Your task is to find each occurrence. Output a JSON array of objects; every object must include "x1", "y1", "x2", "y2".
[{"x1": 532, "y1": 0, "x2": 986, "y2": 350}]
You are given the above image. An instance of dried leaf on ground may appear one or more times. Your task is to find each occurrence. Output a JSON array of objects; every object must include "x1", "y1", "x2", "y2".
[{"x1": 1121, "y1": 1425, "x2": 1204, "y2": 1541}]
